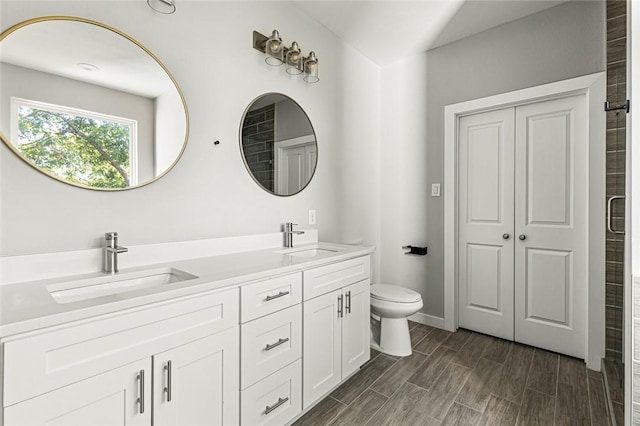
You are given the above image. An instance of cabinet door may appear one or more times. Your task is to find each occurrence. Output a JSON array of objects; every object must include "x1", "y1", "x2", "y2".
[
  {"x1": 303, "y1": 289, "x2": 342, "y2": 409},
  {"x1": 341, "y1": 279, "x2": 370, "y2": 378},
  {"x1": 153, "y1": 327, "x2": 240, "y2": 426},
  {"x1": 4, "y1": 358, "x2": 151, "y2": 426}
]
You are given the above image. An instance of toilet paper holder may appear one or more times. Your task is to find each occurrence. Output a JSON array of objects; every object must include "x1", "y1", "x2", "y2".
[{"x1": 402, "y1": 245, "x2": 428, "y2": 256}]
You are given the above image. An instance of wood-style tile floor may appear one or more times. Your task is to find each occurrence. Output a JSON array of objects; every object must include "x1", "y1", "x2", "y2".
[
  {"x1": 294, "y1": 321, "x2": 611, "y2": 426},
  {"x1": 602, "y1": 359, "x2": 624, "y2": 426}
]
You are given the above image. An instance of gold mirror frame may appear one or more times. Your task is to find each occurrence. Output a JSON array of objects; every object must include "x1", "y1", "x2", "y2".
[
  {"x1": 239, "y1": 93, "x2": 318, "y2": 197},
  {"x1": 0, "y1": 16, "x2": 190, "y2": 191}
]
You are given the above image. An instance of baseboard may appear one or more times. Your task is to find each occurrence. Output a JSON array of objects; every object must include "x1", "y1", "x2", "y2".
[{"x1": 408, "y1": 312, "x2": 445, "y2": 329}]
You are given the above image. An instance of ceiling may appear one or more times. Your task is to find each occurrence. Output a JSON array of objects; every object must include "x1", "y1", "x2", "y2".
[
  {"x1": 292, "y1": 0, "x2": 568, "y2": 66},
  {"x1": 1, "y1": 2, "x2": 570, "y2": 94},
  {"x1": 1, "y1": 19, "x2": 174, "y2": 98}
]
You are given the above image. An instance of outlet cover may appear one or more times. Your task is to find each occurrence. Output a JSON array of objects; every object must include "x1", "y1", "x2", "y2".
[
  {"x1": 309, "y1": 210, "x2": 316, "y2": 225},
  {"x1": 431, "y1": 184, "x2": 441, "y2": 197}
]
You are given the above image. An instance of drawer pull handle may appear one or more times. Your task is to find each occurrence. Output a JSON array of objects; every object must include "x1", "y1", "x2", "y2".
[
  {"x1": 164, "y1": 360, "x2": 172, "y2": 402},
  {"x1": 265, "y1": 337, "x2": 290, "y2": 351},
  {"x1": 265, "y1": 397, "x2": 289, "y2": 415},
  {"x1": 137, "y1": 369, "x2": 145, "y2": 414},
  {"x1": 266, "y1": 291, "x2": 290, "y2": 301}
]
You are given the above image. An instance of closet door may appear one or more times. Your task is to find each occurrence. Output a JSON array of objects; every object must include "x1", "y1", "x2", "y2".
[
  {"x1": 514, "y1": 95, "x2": 587, "y2": 358},
  {"x1": 458, "y1": 108, "x2": 515, "y2": 340}
]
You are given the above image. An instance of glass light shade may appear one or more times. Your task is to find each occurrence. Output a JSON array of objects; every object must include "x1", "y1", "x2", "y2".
[
  {"x1": 285, "y1": 41, "x2": 303, "y2": 75},
  {"x1": 147, "y1": 0, "x2": 176, "y2": 14},
  {"x1": 265, "y1": 30, "x2": 284, "y2": 66},
  {"x1": 303, "y1": 51, "x2": 319, "y2": 83}
]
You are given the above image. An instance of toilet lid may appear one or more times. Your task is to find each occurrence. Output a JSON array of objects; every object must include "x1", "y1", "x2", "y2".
[{"x1": 370, "y1": 284, "x2": 422, "y2": 303}]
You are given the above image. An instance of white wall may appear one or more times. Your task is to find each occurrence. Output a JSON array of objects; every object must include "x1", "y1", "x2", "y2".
[
  {"x1": 380, "y1": 54, "x2": 430, "y2": 311},
  {"x1": 0, "y1": 62, "x2": 156, "y2": 182},
  {"x1": 379, "y1": 0, "x2": 605, "y2": 318},
  {"x1": 154, "y1": 88, "x2": 186, "y2": 176},
  {"x1": 275, "y1": 98, "x2": 313, "y2": 142},
  {"x1": 0, "y1": 1, "x2": 381, "y2": 283}
]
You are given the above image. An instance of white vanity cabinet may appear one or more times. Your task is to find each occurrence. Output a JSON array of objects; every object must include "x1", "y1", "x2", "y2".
[
  {"x1": 153, "y1": 327, "x2": 239, "y2": 426},
  {"x1": 0, "y1": 245, "x2": 375, "y2": 426},
  {"x1": 302, "y1": 257, "x2": 371, "y2": 409},
  {"x1": 240, "y1": 273, "x2": 303, "y2": 426},
  {"x1": 2, "y1": 287, "x2": 240, "y2": 426},
  {"x1": 4, "y1": 358, "x2": 152, "y2": 426}
]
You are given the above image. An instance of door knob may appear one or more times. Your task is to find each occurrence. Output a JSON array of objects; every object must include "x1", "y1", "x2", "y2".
[
  {"x1": 502, "y1": 233, "x2": 510, "y2": 240},
  {"x1": 519, "y1": 234, "x2": 526, "y2": 240}
]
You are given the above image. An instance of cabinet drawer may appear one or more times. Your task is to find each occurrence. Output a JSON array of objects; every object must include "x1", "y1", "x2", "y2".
[
  {"x1": 303, "y1": 256, "x2": 370, "y2": 300},
  {"x1": 3, "y1": 287, "x2": 238, "y2": 407},
  {"x1": 241, "y1": 273, "x2": 302, "y2": 322},
  {"x1": 241, "y1": 304, "x2": 301, "y2": 389},
  {"x1": 241, "y1": 359, "x2": 302, "y2": 426}
]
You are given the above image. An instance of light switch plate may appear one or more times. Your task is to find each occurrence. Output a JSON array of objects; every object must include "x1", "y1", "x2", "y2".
[
  {"x1": 309, "y1": 209, "x2": 316, "y2": 225},
  {"x1": 431, "y1": 184, "x2": 441, "y2": 197}
]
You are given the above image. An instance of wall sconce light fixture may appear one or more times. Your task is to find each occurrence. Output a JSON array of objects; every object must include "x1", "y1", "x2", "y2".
[
  {"x1": 285, "y1": 41, "x2": 303, "y2": 75},
  {"x1": 264, "y1": 30, "x2": 284, "y2": 65},
  {"x1": 253, "y1": 30, "x2": 319, "y2": 83},
  {"x1": 147, "y1": 0, "x2": 176, "y2": 14},
  {"x1": 303, "y1": 51, "x2": 319, "y2": 83}
]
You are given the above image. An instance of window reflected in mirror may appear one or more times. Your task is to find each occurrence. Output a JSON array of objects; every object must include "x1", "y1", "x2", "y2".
[{"x1": 14, "y1": 98, "x2": 137, "y2": 188}]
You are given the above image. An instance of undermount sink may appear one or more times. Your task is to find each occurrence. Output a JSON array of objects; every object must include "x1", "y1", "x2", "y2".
[
  {"x1": 47, "y1": 267, "x2": 198, "y2": 304},
  {"x1": 287, "y1": 248, "x2": 338, "y2": 258},
  {"x1": 275, "y1": 244, "x2": 342, "y2": 258}
]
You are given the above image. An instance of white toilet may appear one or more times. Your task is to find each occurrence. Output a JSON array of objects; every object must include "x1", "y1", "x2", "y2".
[{"x1": 370, "y1": 284, "x2": 423, "y2": 357}]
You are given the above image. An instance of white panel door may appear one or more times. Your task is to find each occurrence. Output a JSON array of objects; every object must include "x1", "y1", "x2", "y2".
[
  {"x1": 276, "y1": 142, "x2": 316, "y2": 195},
  {"x1": 458, "y1": 108, "x2": 515, "y2": 340},
  {"x1": 4, "y1": 359, "x2": 151, "y2": 426},
  {"x1": 303, "y1": 289, "x2": 341, "y2": 409},
  {"x1": 153, "y1": 327, "x2": 240, "y2": 426},
  {"x1": 283, "y1": 145, "x2": 305, "y2": 194},
  {"x1": 306, "y1": 145, "x2": 317, "y2": 181},
  {"x1": 341, "y1": 279, "x2": 370, "y2": 378},
  {"x1": 514, "y1": 95, "x2": 587, "y2": 358}
]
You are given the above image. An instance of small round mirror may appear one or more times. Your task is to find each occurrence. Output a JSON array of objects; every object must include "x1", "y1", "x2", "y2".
[
  {"x1": 0, "y1": 17, "x2": 189, "y2": 190},
  {"x1": 240, "y1": 93, "x2": 317, "y2": 196}
]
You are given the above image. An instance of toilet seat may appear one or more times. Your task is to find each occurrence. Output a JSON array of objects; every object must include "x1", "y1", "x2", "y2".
[{"x1": 370, "y1": 284, "x2": 421, "y2": 303}]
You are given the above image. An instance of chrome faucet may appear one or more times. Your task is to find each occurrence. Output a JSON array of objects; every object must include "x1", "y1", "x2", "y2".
[
  {"x1": 284, "y1": 223, "x2": 305, "y2": 248},
  {"x1": 104, "y1": 232, "x2": 128, "y2": 273}
]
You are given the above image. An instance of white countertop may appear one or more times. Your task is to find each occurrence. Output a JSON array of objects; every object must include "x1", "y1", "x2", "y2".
[{"x1": 0, "y1": 242, "x2": 374, "y2": 337}]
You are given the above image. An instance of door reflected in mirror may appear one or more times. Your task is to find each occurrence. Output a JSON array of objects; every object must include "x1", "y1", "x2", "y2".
[
  {"x1": 0, "y1": 17, "x2": 189, "y2": 190},
  {"x1": 240, "y1": 93, "x2": 317, "y2": 196}
]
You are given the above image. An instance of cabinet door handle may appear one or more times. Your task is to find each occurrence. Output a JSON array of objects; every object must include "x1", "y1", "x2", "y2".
[
  {"x1": 265, "y1": 397, "x2": 289, "y2": 415},
  {"x1": 502, "y1": 233, "x2": 510, "y2": 240},
  {"x1": 265, "y1": 291, "x2": 290, "y2": 301},
  {"x1": 164, "y1": 360, "x2": 172, "y2": 402},
  {"x1": 519, "y1": 234, "x2": 526, "y2": 241},
  {"x1": 137, "y1": 369, "x2": 145, "y2": 414},
  {"x1": 265, "y1": 337, "x2": 290, "y2": 351},
  {"x1": 338, "y1": 295, "x2": 344, "y2": 318},
  {"x1": 346, "y1": 291, "x2": 351, "y2": 314}
]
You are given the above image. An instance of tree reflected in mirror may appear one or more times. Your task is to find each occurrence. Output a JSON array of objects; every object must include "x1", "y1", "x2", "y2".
[{"x1": 17, "y1": 104, "x2": 133, "y2": 188}]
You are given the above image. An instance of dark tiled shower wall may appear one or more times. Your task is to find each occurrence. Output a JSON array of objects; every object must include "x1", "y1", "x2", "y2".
[
  {"x1": 242, "y1": 104, "x2": 275, "y2": 191},
  {"x1": 604, "y1": 0, "x2": 627, "y2": 361}
]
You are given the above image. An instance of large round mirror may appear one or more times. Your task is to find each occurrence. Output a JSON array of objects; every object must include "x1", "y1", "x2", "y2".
[
  {"x1": 240, "y1": 93, "x2": 317, "y2": 196},
  {"x1": 0, "y1": 17, "x2": 189, "y2": 190}
]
